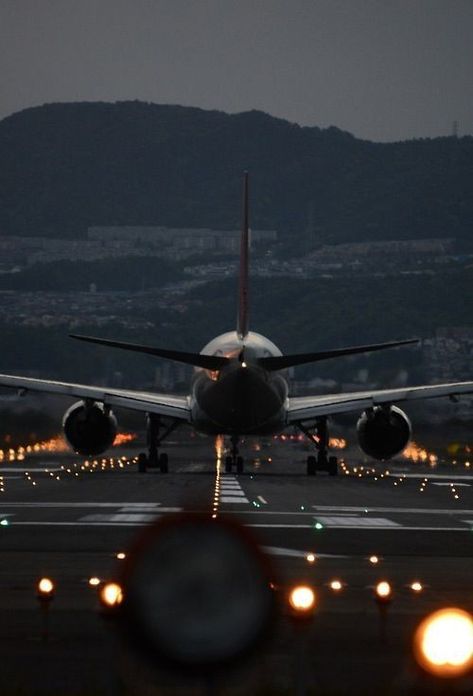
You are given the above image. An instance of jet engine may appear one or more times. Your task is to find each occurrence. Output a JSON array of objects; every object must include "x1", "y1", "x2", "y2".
[
  {"x1": 357, "y1": 405, "x2": 411, "y2": 460},
  {"x1": 63, "y1": 401, "x2": 117, "y2": 456}
]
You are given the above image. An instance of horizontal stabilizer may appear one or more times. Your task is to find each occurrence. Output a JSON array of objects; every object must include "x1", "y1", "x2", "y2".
[
  {"x1": 69, "y1": 334, "x2": 229, "y2": 371},
  {"x1": 258, "y1": 338, "x2": 419, "y2": 371}
]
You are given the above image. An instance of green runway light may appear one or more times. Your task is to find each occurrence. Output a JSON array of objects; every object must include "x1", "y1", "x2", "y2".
[
  {"x1": 314, "y1": 522, "x2": 323, "y2": 530},
  {"x1": 0, "y1": 519, "x2": 9, "y2": 527}
]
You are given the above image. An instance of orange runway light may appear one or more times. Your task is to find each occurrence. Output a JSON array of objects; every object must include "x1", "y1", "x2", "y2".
[
  {"x1": 288, "y1": 585, "x2": 316, "y2": 615},
  {"x1": 99, "y1": 582, "x2": 123, "y2": 608},
  {"x1": 410, "y1": 581, "x2": 423, "y2": 593},
  {"x1": 375, "y1": 581, "x2": 392, "y2": 602},
  {"x1": 329, "y1": 579, "x2": 343, "y2": 592},
  {"x1": 413, "y1": 608, "x2": 473, "y2": 678},
  {"x1": 37, "y1": 577, "x2": 55, "y2": 599}
]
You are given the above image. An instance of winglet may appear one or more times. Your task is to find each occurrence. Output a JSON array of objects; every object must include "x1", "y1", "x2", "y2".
[{"x1": 237, "y1": 171, "x2": 250, "y2": 339}]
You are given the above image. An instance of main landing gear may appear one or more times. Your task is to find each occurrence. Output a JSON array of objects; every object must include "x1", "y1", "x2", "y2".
[
  {"x1": 296, "y1": 417, "x2": 338, "y2": 477},
  {"x1": 138, "y1": 414, "x2": 180, "y2": 473},
  {"x1": 224, "y1": 435, "x2": 244, "y2": 474}
]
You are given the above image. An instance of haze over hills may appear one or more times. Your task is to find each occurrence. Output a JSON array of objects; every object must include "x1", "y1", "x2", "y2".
[{"x1": 0, "y1": 101, "x2": 472, "y2": 246}]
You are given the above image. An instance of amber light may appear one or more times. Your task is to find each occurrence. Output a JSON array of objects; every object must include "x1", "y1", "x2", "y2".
[
  {"x1": 37, "y1": 577, "x2": 55, "y2": 597},
  {"x1": 413, "y1": 608, "x2": 473, "y2": 678},
  {"x1": 288, "y1": 585, "x2": 316, "y2": 614},
  {"x1": 99, "y1": 582, "x2": 123, "y2": 608},
  {"x1": 375, "y1": 581, "x2": 392, "y2": 601}
]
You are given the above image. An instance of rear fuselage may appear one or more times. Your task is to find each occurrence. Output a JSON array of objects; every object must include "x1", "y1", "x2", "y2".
[{"x1": 190, "y1": 331, "x2": 288, "y2": 435}]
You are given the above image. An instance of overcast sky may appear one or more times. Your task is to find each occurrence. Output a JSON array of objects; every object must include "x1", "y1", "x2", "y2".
[{"x1": 1, "y1": 0, "x2": 472, "y2": 142}]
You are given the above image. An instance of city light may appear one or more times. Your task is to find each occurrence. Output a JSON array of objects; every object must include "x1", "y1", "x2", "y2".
[{"x1": 413, "y1": 608, "x2": 473, "y2": 678}]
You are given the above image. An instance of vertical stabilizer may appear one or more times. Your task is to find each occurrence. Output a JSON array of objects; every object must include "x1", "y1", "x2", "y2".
[{"x1": 237, "y1": 172, "x2": 250, "y2": 339}]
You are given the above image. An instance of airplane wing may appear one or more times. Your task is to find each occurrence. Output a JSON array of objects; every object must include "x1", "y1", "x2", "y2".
[
  {"x1": 287, "y1": 381, "x2": 473, "y2": 423},
  {"x1": 0, "y1": 373, "x2": 191, "y2": 421}
]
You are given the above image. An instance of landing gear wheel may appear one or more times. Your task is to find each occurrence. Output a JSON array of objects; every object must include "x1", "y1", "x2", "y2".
[
  {"x1": 236, "y1": 456, "x2": 244, "y2": 474},
  {"x1": 159, "y1": 452, "x2": 169, "y2": 473},
  {"x1": 307, "y1": 455, "x2": 316, "y2": 476},
  {"x1": 138, "y1": 452, "x2": 148, "y2": 473},
  {"x1": 328, "y1": 456, "x2": 338, "y2": 477},
  {"x1": 225, "y1": 456, "x2": 232, "y2": 473}
]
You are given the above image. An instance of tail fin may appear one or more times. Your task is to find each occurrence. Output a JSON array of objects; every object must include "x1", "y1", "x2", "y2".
[{"x1": 237, "y1": 171, "x2": 250, "y2": 339}]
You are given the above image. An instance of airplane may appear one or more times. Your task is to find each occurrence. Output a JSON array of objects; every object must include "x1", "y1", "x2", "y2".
[{"x1": 1, "y1": 172, "x2": 473, "y2": 476}]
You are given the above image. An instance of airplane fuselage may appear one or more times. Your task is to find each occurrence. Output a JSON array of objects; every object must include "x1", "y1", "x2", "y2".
[{"x1": 190, "y1": 331, "x2": 288, "y2": 435}]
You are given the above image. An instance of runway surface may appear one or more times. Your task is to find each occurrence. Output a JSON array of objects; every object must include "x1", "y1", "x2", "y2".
[{"x1": 0, "y1": 436, "x2": 472, "y2": 694}]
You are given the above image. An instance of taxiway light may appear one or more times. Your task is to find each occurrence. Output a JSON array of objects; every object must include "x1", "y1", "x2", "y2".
[
  {"x1": 37, "y1": 577, "x2": 55, "y2": 597},
  {"x1": 413, "y1": 608, "x2": 473, "y2": 678},
  {"x1": 288, "y1": 585, "x2": 316, "y2": 613},
  {"x1": 375, "y1": 581, "x2": 392, "y2": 601},
  {"x1": 99, "y1": 582, "x2": 123, "y2": 608},
  {"x1": 88, "y1": 577, "x2": 101, "y2": 587}
]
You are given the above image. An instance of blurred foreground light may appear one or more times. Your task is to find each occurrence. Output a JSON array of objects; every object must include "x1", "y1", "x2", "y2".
[
  {"x1": 413, "y1": 608, "x2": 473, "y2": 678},
  {"x1": 37, "y1": 577, "x2": 55, "y2": 597},
  {"x1": 375, "y1": 581, "x2": 392, "y2": 600},
  {"x1": 288, "y1": 585, "x2": 316, "y2": 613},
  {"x1": 99, "y1": 582, "x2": 123, "y2": 608},
  {"x1": 88, "y1": 576, "x2": 101, "y2": 587}
]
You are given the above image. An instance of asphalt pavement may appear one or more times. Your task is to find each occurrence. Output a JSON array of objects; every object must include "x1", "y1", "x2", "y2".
[{"x1": 0, "y1": 435, "x2": 472, "y2": 694}]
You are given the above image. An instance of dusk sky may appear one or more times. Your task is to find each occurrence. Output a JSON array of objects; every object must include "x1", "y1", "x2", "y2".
[{"x1": 1, "y1": 0, "x2": 472, "y2": 142}]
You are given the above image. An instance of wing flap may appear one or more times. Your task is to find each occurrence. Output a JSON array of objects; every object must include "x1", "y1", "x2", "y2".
[
  {"x1": 287, "y1": 381, "x2": 473, "y2": 423},
  {"x1": 0, "y1": 373, "x2": 191, "y2": 421}
]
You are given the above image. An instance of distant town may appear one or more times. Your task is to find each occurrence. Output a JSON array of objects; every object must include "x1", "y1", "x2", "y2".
[{"x1": 1, "y1": 225, "x2": 473, "y2": 421}]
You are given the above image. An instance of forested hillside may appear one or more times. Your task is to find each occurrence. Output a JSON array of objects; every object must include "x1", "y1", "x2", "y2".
[{"x1": 1, "y1": 101, "x2": 472, "y2": 245}]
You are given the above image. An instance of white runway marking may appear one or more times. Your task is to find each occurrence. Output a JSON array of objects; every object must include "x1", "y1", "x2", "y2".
[
  {"x1": 312, "y1": 505, "x2": 473, "y2": 515},
  {"x1": 387, "y1": 473, "x2": 473, "y2": 481},
  {"x1": 432, "y1": 482, "x2": 471, "y2": 487},
  {"x1": 262, "y1": 546, "x2": 350, "y2": 559},
  {"x1": 257, "y1": 496, "x2": 268, "y2": 504},
  {"x1": 80, "y1": 513, "x2": 159, "y2": 523},
  {"x1": 219, "y1": 476, "x2": 249, "y2": 504},
  {"x1": 315, "y1": 516, "x2": 401, "y2": 528}
]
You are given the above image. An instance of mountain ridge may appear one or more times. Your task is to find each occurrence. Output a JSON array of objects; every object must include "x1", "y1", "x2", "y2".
[{"x1": 0, "y1": 100, "x2": 472, "y2": 244}]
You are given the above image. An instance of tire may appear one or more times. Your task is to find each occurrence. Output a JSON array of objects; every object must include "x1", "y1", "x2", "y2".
[
  {"x1": 307, "y1": 455, "x2": 316, "y2": 476},
  {"x1": 328, "y1": 456, "x2": 338, "y2": 477},
  {"x1": 236, "y1": 456, "x2": 244, "y2": 474},
  {"x1": 225, "y1": 456, "x2": 232, "y2": 473},
  {"x1": 138, "y1": 453, "x2": 148, "y2": 473},
  {"x1": 159, "y1": 452, "x2": 169, "y2": 473}
]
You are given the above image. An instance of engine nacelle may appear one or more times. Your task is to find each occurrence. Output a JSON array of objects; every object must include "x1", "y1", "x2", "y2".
[
  {"x1": 63, "y1": 401, "x2": 117, "y2": 456},
  {"x1": 357, "y1": 405, "x2": 411, "y2": 461}
]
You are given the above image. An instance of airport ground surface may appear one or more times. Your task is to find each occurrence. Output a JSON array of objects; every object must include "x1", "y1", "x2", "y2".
[{"x1": 0, "y1": 435, "x2": 472, "y2": 695}]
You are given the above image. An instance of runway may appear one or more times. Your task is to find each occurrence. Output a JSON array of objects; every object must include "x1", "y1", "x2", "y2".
[{"x1": 0, "y1": 436, "x2": 472, "y2": 694}]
